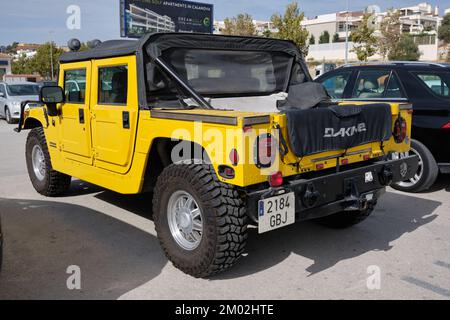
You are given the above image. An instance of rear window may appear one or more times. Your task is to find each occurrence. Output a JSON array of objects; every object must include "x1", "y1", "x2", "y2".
[
  {"x1": 415, "y1": 72, "x2": 450, "y2": 98},
  {"x1": 159, "y1": 49, "x2": 294, "y2": 97},
  {"x1": 6, "y1": 84, "x2": 40, "y2": 96}
]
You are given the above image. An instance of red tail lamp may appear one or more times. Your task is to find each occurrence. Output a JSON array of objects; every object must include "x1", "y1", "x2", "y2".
[
  {"x1": 442, "y1": 122, "x2": 450, "y2": 129},
  {"x1": 269, "y1": 171, "x2": 283, "y2": 188},
  {"x1": 393, "y1": 117, "x2": 407, "y2": 143},
  {"x1": 229, "y1": 149, "x2": 239, "y2": 166}
]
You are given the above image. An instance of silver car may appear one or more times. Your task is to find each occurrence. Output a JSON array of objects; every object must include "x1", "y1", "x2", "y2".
[{"x1": 0, "y1": 82, "x2": 40, "y2": 124}]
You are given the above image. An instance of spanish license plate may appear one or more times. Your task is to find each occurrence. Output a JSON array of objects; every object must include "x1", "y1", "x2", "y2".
[{"x1": 258, "y1": 192, "x2": 295, "y2": 234}]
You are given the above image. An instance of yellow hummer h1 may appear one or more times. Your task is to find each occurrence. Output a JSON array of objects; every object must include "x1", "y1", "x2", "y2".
[{"x1": 18, "y1": 33, "x2": 418, "y2": 278}]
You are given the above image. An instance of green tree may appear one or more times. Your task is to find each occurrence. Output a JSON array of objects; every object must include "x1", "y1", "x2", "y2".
[
  {"x1": 32, "y1": 42, "x2": 65, "y2": 80},
  {"x1": 351, "y1": 14, "x2": 378, "y2": 61},
  {"x1": 223, "y1": 13, "x2": 256, "y2": 36},
  {"x1": 271, "y1": 2, "x2": 309, "y2": 54},
  {"x1": 319, "y1": 31, "x2": 330, "y2": 44},
  {"x1": 5, "y1": 42, "x2": 19, "y2": 54},
  {"x1": 388, "y1": 34, "x2": 421, "y2": 61},
  {"x1": 439, "y1": 13, "x2": 450, "y2": 43},
  {"x1": 262, "y1": 29, "x2": 273, "y2": 38},
  {"x1": 378, "y1": 9, "x2": 402, "y2": 60},
  {"x1": 12, "y1": 54, "x2": 34, "y2": 74},
  {"x1": 309, "y1": 34, "x2": 316, "y2": 45},
  {"x1": 332, "y1": 33, "x2": 340, "y2": 43}
]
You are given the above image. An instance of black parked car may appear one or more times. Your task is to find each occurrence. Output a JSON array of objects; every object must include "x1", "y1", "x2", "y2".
[{"x1": 316, "y1": 62, "x2": 450, "y2": 192}]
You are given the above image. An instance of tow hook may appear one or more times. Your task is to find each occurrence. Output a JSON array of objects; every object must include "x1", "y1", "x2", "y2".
[
  {"x1": 379, "y1": 165, "x2": 394, "y2": 186},
  {"x1": 301, "y1": 183, "x2": 320, "y2": 208}
]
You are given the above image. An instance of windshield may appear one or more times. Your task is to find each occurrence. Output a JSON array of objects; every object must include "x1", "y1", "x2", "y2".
[
  {"x1": 159, "y1": 49, "x2": 294, "y2": 97},
  {"x1": 6, "y1": 84, "x2": 40, "y2": 96}
]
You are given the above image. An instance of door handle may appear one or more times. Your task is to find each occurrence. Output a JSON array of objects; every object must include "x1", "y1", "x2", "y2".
[
  {"x1": 122, "y1": 111, "x2": 130, "y2": 129},
  {"x1": 79, "y1": 108, "x2": 85, "y2": 124}
]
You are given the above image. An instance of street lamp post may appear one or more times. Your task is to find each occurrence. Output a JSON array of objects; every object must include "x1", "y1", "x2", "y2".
[
  {"x1": 49, "y1": 31, "x2": 54, "y2": 81},
  {"x1": 345, "y1": 0, "x2": 349, "y2": 64}
]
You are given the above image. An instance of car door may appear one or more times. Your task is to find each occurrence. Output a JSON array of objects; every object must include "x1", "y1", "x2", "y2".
[
  {"x1": 90, "y1": 56, "x2": 139, "y2": 174},
  {"x1": 400, "y1": 70, "x2": 450, "y2": 163},
  {"x1": 58, "y1": 62, "x2": 93, "y2": 165}
]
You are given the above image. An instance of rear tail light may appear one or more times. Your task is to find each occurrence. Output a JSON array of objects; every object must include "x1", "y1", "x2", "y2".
[
  {"x1": 256, "y1": 134, "x2": 275, "y2": 168},
  {"x1": 442, "y1": 122, "x2": 450, "y2": 129},
  {"x1": 393, "y1": 116, "x2": 407, "y2": 143},
  {"x1": 341, "y1": 159, "x2": 349, "y2": 165},
  {"x1": 315, "y1": 163, "x2": 325, "y2": 170},
  {"x1": 218, "y1": 165, "x2": 235, "y2": 179},
  {"x1": 269, "y1": 171, "x2": 283, "y2": 187},
  {"x1": 229, "y1": 149, "x2": 239, "y2": 166}
]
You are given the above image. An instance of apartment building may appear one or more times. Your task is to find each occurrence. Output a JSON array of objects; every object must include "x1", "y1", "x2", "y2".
[
  {"x1": 397, "y1": 2, "x2": 441, "y2": 34},
  {"x1": 302, "y1": 11, "x2": 363, "y2": 44},
  {"x1": 126, "y1": 3, "x2": 176, "y2": 36},
  {"x1": 303, "y1": 2, "x2": 442, "y2": 45}
]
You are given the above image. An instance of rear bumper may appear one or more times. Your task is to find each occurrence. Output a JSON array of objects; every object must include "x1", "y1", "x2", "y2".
[{"x1": 245, "y1": 156, "x2": 419, "y2": 223}]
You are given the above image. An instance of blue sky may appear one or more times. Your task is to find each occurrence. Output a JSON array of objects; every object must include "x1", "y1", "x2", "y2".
[{"x1": 1, "y1": 0, "x2": 448, "y2": 45}]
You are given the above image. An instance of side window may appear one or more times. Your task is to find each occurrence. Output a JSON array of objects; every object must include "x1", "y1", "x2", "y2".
[
  {"x1": 385, "y1": 73, "x2": 406, "y2": 98},
  {"x1": 352, "y1": 70, "x2": 392, "y2": 99},
  {"x1": 0, "y1": 84, "x2": 6, "y2": 96},
  {"x1": 320, "y1": 71, "x2": 352, "y2": 99},
  {"x1": 98, "y1": 66, "x2": 128, "y2": 105},
  {"x1": 415, "y1": 73, "x2": 450, "y2": 98},
  {"x1": 64, "y1": 69, "x2": 86, "y2": 103}
]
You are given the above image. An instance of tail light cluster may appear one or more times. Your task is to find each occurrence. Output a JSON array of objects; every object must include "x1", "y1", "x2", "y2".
[
  {"x1": 393, "y1": 116, "x2": 407, "y2": 143},
  {"x1": 442, "y1": 122, "x2": 450, "y2": 129},
  {"x1": 256, "y1": 134, "x2": 275, "y2": 168}
]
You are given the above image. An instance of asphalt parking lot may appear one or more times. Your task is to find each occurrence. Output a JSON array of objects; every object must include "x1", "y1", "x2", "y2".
[{"x1": 0, "y1": 120, "x2": 449, "y2": 300}]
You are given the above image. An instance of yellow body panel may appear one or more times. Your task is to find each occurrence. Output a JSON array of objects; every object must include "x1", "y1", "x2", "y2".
[{"x1": 22, "y1": 54, "x2": 413, "y2": 194}]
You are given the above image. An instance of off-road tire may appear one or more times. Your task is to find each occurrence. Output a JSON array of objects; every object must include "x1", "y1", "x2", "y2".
[
  {"x1": 5, "y1": 107, "x2": 13, "y2": 124},
  {"x1": 391, "y1": 139, "x2": 438, "y2": 193},
  {"x1": 153, "y1": 163, "x2": 248, "y2": 278},
  {"x1": 25, "y1": 127, "x2": 72, "y2": 197},
  {"x1": 316, "y1": 207, "x2": 374, "y2": 229}
]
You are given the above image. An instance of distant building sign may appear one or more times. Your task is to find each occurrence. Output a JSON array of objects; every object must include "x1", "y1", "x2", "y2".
[{"x1": 120, "y1": 0, "x2": 214, "y2": 38}]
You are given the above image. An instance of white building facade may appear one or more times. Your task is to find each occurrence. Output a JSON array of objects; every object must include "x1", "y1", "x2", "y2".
[{"x1": 127, "y1": 4, "x2": 176, "y2": 35}]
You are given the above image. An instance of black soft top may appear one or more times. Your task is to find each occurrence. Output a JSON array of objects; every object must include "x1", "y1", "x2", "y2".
[
  {"x1": 59, "y1": 33, "x2": 310, "y2": 110},
  {"x1": 60, "y1": 40, "x2": 139, "y2": 63},
  {"x1": 59, "y1": 33, "x2": 304, "y2": 63}
]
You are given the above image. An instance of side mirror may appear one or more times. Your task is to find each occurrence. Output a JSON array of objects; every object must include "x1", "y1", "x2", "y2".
[
  {"x1": 0, "y1": 92, "x2": 5, "y2": 98},
  {"x1": 40, "y1": 86, "x2": 65, "y2": 117}
]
